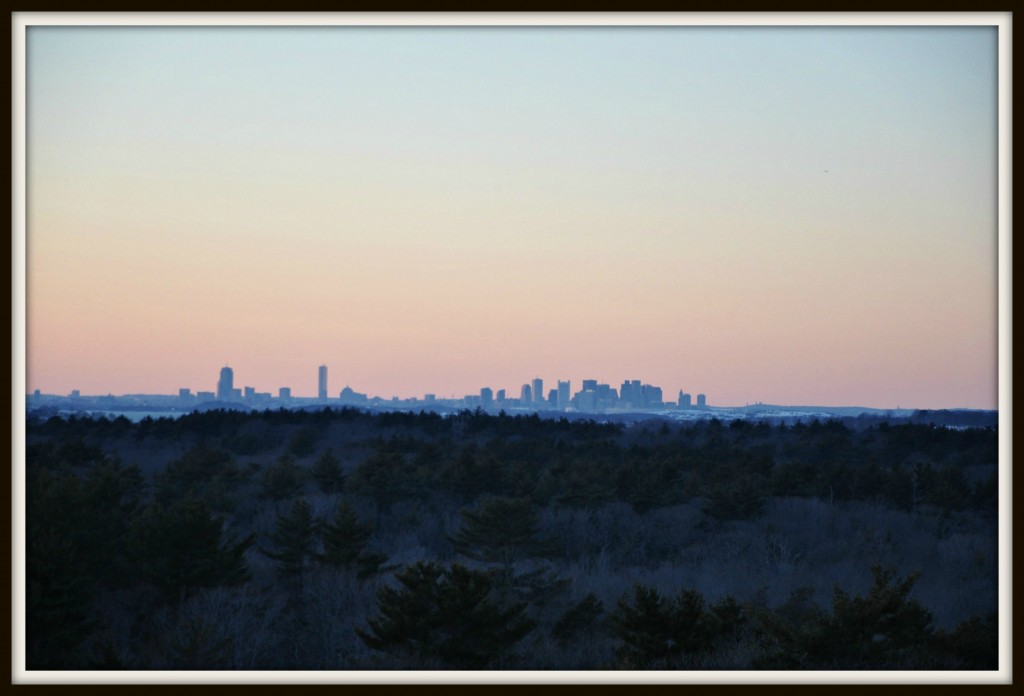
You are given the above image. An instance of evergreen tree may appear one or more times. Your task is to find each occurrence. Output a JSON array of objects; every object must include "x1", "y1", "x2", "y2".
[
  {"x1": 317, "y1": 499, "x2": 387, "y2": 578},
  {"x1": 129, "y1": 495, "x2": 253, "y2": 603},
  {"x1": 311, "y1": 447, "x2": 346, "y2": 494},
  {"x1": 701, "y1": 461, "x2": 768, "y2": 521},
  {"x1": 26, "y1": 460, "x2": 144, "y2": 668},
  {"x1": 611, "y1": 584, "x2": 718, "y2": 668},
  {"x1": 552, "y1": 593, "x2": 605, "y2": 646},
  {"x1": 155, "y1": 444, "x2": 243, "y2": 509},
  {"x1": 287, "y1": 424, "x2": 321, "y2": 458},
  {"x1": 819, "y1": 565, "x2": 934, "y2": 668},
  {"x1": 756, "y1": 566, "x2": 935, "y2": 669},
  {"x1": 262, "y1": 498, "x2": 317, "y2": 579},
  {"x1": 260, "y1": 454, "x2": 303, "y2": 501},
  {"x1": 356, "y1": 561, "x2": 535, "y2": 668},
  {"x1": 449, "y1": 496, "x2": 558, "y2": 573},
  {"x1": 346, "y1": 450, "x2": 419, "y2": 512}
]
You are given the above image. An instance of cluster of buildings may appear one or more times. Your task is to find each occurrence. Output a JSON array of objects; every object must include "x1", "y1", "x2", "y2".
[
  {"x1": 465, "y1": 378, "x2": 707, "y2": 412},
  {"x1": 30, "y1": 365, "x2": 708, "y2": 416},
  {"x1": 173, "y1": 365, "x2": 324, "y2": 407},
  {"x1": 175, "y1": 366, "x2": 708, "y2": 414}
]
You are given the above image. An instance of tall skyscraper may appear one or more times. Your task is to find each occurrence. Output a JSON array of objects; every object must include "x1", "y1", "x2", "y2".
[
  {"x1": 217, "y1": 366, "x2": 233, "y2": 400},
  {"x1": 532, "y1": 378, "x2": 543, "y2": 405},
  {"x1": 557, "y1": 380, "x2": 570, "y2": 409},
  {"x1": 318, "y1": 365, "x2": 328, "y2": 400},
  {"x1": 696, "y1": 393, "x2": 707, "y2": 408},
  {"x1": 480, "y1": 387, "x2": 494, "y2": 409}
]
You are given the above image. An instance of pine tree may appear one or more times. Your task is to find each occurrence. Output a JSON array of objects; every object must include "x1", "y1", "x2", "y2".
[
  {"x1": 317, "y1": 499, "x2": 387, "y2": 578},
  {"x1": 311, "y1": 448, "x2": 345, "y2": 494},
  {"x1": 26, "y1": 459, "x2": 144, "y2": 667},
  {"x1": 611, "y1": 584, "x2": 717, "y2": 668},
  {"x1": 260, "y1": 454, "x2": 303, "y2": 501},
  {"x1": 129, "y1": 495, "x2": 253, "y2": 603},
  {"x1": 819, "y1": 565, "x2": 934, "y2": 668},
  {"x1": 356, "y1": 561, "x2": 535, "y2": 668},
  {"x1": 262, "y1": 498, "x2": 317, "y2": 579},
  {"x1": 346, "y1": 449, "x2": 419, "y2": 512},
  {"x1": 552, "y1": 593, "x2": 605, "y2": 646},
  {"x1": 449, "y1": 496, "x2": 557, "y2": 572},
  {"x1": 756, "y1": 566, "x2": 935, "y2": 669}
]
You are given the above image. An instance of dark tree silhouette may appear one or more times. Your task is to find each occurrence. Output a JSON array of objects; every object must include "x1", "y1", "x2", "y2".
[
  {"x1": 260, "y1": 454, "x2": 303, "y2": 501},
  {"x1": 129, "y1": 495, "x2": 252, "y2": 603},
  {"x1": 317, "y1": 499, "x2": 386, "y2": 578},
  {"x1": 310, "y1": 447, "x2": 345, "y2": 494},
  {"x1": 356, "y1": 562, "x2": 535, "y2": 668},
  {"x1": 449, "y1": 496, "x2": 558, "y2": 573},
  {"x1": 552, "y1": 593, "x2": 605, "y2": 646},
  {"x1": 262, "y1": 498, "x2": 317, "y2": 580},
  {"x1": 611, "y1": 584, "x2": 717, "y2": 668}
]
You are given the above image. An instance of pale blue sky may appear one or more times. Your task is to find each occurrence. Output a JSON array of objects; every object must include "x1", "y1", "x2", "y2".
[{"x1": 27, "y1": 25, "x2": 999, "y2": 407}]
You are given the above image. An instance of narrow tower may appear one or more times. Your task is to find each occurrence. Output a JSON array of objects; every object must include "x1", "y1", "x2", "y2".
[{"x1": 217, "y1": 366, "x2": 234, "y2": 400}]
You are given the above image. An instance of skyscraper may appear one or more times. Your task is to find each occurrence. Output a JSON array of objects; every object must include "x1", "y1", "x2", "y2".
[
  {"x1": 697, "y1": 393, "x2": 707, "y2": 408},
  {"x1": 557, "y1": 380, "x2": 570, "y2": 409},
  {"x1": 520, "y1": 384, "x2": 532, "y2": 405},
  {"x1": 532, "y1": 378, "x2": 543, "y2": 405},
  {"x1": 217, "y1": 366, "x2": 233, "y2": 400},
  {"x1": 480, "y1": 387, "x2": 494, "y2": 409},
  {"x1": 318, "y1": 365, "x2": 328, "y2": 400}
]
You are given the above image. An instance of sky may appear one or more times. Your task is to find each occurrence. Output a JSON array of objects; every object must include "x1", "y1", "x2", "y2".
[{"x1": 24, "y1": 23, "x2": 1000, "y2": 409}]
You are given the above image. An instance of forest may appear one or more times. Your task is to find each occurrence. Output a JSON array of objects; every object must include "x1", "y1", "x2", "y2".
[{"x1": 24, "y1": 407, "x2": 999, "y2": 671}]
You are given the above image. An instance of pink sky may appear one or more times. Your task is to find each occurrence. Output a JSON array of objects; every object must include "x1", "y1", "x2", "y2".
[{"x1": 23, "y1": 25, "x2": 1000, "y2": 409}]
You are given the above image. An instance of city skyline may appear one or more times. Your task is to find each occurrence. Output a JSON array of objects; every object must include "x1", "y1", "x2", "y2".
[
  {"x1": 34, "y1": 362, "x2": 714, "y2": 409},
  {"x1": 22, "y1": 21, "x2": 1002, "y2": 410}
]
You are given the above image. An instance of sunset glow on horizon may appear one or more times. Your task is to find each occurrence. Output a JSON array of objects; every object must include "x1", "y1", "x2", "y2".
[{"x1": 24, "y1": 23, "x2": 999, "y2": 409}]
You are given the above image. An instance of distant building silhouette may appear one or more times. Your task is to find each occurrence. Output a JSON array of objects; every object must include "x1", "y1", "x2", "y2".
[
  {"x1": 318, "y1": 365, "x2": 328, "y2": 400},
  {"x1": 679, "y1": 391, "x2": 692, "y2": 408},
  {"x1": 642, "y1": 384, "x2": 663, "y2": 408},
  {"x1": 697, "y1": 393, "x2": 707, "y2": 408},
  {"x1": 339, "y1": 385, "x2": 368, "y2": 405},
  {"x1": 620, "y1": 380, "x2": 642, "y2": 408},
  {"x1": 496, "y1": 389, "x2": 506, "y2": 403},
  {"x1": 244, "y1": 386, "x2": 256, "y2": 401},
  {"x1": 279, "y1": 387, "x2": 291, "y2": 402},
  {"x1": 520, "y1": 384, "x2": 532, "y2": 405},
  {"x1": 557, "y1": 380, "x2": 570, "y2": 409},
  {"x1": 577, "y1": 389, "x2": 597, "y2": 412},
  {"x1": 480, "y1": 387, "x2": 494, "y2": 409},
  {"x1": 217, "y1": 367, "x2": 234, "y2": 400},
  {"x1": 532, "y1": 378, "x2": 543, "y2": 405}
]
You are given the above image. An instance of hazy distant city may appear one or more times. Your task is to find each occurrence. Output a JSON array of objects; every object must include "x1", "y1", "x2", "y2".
[
  {"x1": 26, "y1": 363, "x2": 997, "y2": 428},
  {"x1": 30, "y1": 363, "x2": 708, "y2": 414}
]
